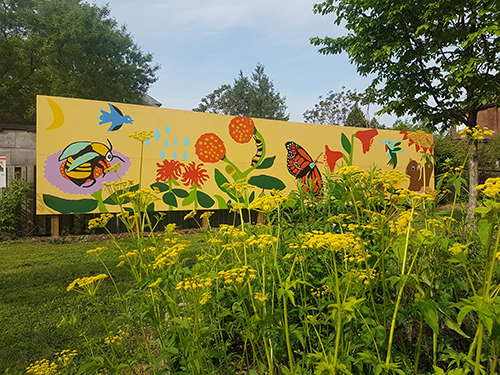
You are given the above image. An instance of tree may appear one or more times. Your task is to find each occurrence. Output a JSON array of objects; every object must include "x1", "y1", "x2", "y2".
[
  {"x1": 303, "y1": 87, "x2": 362, "y2": 125},
  {"x1": 311, "y1": 0, "x2": 500, "y2": 214},
  {"x1": 0, "y1": 0, "x2": 159, "y2": 124},
  {"x1": 194, "y1": 63, "x2": 289, "y2": 121},
  {"x1": 303, "y1": 87, "x2": 383, "y2": 127}
]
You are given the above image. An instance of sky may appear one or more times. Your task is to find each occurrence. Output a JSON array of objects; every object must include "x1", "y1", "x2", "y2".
[{"x1": 91, "y1": 0, "x2": 397, "y2": 126}]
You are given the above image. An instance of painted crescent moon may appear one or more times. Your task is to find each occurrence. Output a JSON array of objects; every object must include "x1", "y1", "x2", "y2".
[{"x1": 46, "y1": 98, "x2": 65, "y2": 130}]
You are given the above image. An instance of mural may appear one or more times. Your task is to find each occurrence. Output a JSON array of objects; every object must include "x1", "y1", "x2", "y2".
[{"x1": 36, "y1": 96, "x2": 434, "y2": 214}]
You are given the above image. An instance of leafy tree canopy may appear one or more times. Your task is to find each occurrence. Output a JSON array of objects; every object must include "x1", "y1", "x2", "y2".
[
  {"x1": 311, "y1": 0, "x2": 500, "y2": 131},
  {"x1": 193, "y1": 63, "x2": 289, "y2": 121},
  {"x1": 311, "y1": 0, "x2": 500, "y2": 214},
  {"x1": 0, "y1": 0, "x2": 159, "y2": 124},
  {"x1": 303, "y1": 86, "x2": 382, "y2": 128}
]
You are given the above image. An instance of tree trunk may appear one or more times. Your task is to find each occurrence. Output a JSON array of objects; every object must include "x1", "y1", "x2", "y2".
[{"x1": 466, "y1": 137, "x2": 478, "y2": 221}]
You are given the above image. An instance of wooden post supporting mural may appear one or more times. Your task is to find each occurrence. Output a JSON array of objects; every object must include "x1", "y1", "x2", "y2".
[
  {"x1": 51, "y1": 215, "x2": 60, "y2": 237},
  {"x1": 201, "y1": 216, "x2": 209, "y2": 229},
  {"x1": 257, "y1": 212, "x2": 264, "y2": 225}
]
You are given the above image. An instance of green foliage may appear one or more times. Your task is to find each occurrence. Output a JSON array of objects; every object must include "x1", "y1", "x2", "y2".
[
  {"x1": 0, "y1": 179, "x2": 31, "y2": 233},
  {"x1": 303, "y1": 87, "x2": 362, "y2": 125},
  {"x1": 303, "y1": 87, "x2": 383, "y2": 128},
  {"x1": 345, "y1": 105, "x2": 367, "y2": 128},
  {"x1": 310, "y1": 0, "x2": 500, "y2": 131},
  {"x1": 193, "y1": 63, "x2": 289, "y2": 121},
  {"x1": 0, "y1": 0, "x2": 159, "y2": 124},
  {"x1": 311, "y1": 0, "x2": 500, "y2": 210}
]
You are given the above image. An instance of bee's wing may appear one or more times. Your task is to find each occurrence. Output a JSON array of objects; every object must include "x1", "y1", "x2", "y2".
[
  {"x1": 59, "y1": 142, "x2": 92, "y2": 161},
  {"x1": 67, "y1": 151, "x2": 100, "y2": 172}
]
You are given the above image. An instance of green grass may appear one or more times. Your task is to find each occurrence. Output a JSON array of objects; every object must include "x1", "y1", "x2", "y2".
[
  {"x1": 0, "y1": 233, "x2": 207, "y2": 374},
  {"x1": 0, "y1": 239, "x2": 134, "y2": 374}
]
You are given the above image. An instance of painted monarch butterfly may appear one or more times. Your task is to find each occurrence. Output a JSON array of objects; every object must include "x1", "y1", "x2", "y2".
[{"x1": 285, "y1": 141, "x2": 323, "y2": 195}]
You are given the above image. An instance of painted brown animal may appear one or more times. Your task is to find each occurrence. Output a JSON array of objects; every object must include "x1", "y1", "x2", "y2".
[{"x1": 406, "y1": 159, "x2": 434, "y2": 192}]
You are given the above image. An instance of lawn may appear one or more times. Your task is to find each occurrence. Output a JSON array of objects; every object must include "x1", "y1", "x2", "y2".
[{"x1": 0, "y1": 237, "x2": 135, "y2": 374}]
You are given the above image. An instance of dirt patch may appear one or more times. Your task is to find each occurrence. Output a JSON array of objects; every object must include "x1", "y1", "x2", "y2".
[{"x1": 3, "y1": 228, "x2": 204, "y2": 244}]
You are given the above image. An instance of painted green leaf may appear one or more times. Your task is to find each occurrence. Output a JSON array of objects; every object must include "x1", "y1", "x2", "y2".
[
  {"x1": 103, "y1": 183, "x2": 139, "y2": 205},
  {"x1": 214, "y1": 168, "x2": 237, "y2": 200},
  {"x1": 341, "y1": 133, "x2": 352, "y2": 154},
  {"x1": 249, "y1": 175, "x2": 286, "y2": 190},
  {"x1": 172, "y1": 188, "x2": 189, "y2": 198},
  {"x1": 182, "y1": 191, "x2": 196, "y2": 206},
  {"x1": 146, "y1": 203, "x2": 155, "y2": 212},
  {"x1": 163, "y1": 191, "x2": 178, "y2": 207},
  {"x1": 249, "y1": 191, "x2": 255, "y2": 203},
  {"x1": 150, "y1": 181, "x2": 169, "y2": 192},
  {"x1": 197, "y1": 191, "x2": 215, "y2": 208},
  {"x1": 43, "y1": 194, "x2": 98, "y2": 214},
  {"x1": 214, "y1": 195, "x2": 228, "y2": 209},
  {"x1": 256, "y1": 156, "x2": 276, "y2": 169}
]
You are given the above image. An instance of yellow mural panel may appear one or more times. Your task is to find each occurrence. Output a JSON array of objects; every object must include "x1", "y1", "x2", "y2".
[{"x1": 36, "y1": 96, "x2": 434, "y2": 214}]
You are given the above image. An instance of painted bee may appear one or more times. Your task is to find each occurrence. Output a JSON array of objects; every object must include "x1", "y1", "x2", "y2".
[{"x1": 58, "y1": 140, "x2": 123, "y2": 187}]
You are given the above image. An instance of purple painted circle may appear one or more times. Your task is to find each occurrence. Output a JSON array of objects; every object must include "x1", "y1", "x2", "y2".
[{"x1": 44, "y1": 149, "x2": 131, "y2": 195}]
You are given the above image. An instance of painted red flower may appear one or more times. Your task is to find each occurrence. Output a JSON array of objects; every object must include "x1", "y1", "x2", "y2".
[
  {"x1": 325, "y1": 145, "x2": 343, "y2": 172},
  {"x1": 355, "y1": 129, "x2": 378, "y2": 154},
  {"x1": 181, "y1": 161, "x2": 209, "y2": 187},
  {"x1": 229, "y1": 117, "x2": 255, "y2": 143},
  {"x1": 156, "y1": 159, "x2": 184, "y2": 182},
  {"x1": 195, "y1": 133, "x2": 226, "y2": 163}
]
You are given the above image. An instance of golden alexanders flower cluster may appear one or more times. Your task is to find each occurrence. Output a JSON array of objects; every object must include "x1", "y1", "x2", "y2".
[
  {"x1": 175, "y1": 275, "x2": 213, "y2": 291},
  {"x1": 222, "y1": 177, "x2": 250, "y2": 198},
  {"x1": 459, "y1": 125, "x2": 494, "y2": 140},
  {"x1": 218, "y1": 266, "x2": 257, "y2": 284},
  {"x1": 301, "y1": 231, "x2": 359, "y2": 252},
  {"x1": 26, "y1": 350, "x2": 77, "y2": 374},
  {"x1": 344, "y1": 246, "x2": 371, "y2": 263},
  {"x1": 67, "y1": 274, "x2": 108, "y2": 296},
  {"x1": 26, "y1": 359, "x2": 58, "y2": 375},
  {"x1": 475, "y1": 177, "x2": 500, "y2": 199},
  {"x1": 336, "y1": 166, "x2": 360, "y2": 176},
  {"x1": 88, "y1": 213, "x2": 114, "y2": 229},
  {"x1": 311, "y1": 284, "x2": 333, "y2": 297},
  {"x1": 248, "y1": 190, "x2": 287, "y2": 214},
  {"x1": 86, "y1": 246, "x2": 107, "y2": 256},
  {"x1": 245, "y1": 234, "x2": 278, "y2": 249},
  {"x1": 128, "y1": 130, "x2": 155, "y2": 142},
  {"x1": 374, "y1": 170, "x2": 409, "y2": 190},
  {"x1": 219, "y1": 224, "x2": 247, "y2": 239},
  {"x1": 119, "y1": 187, "x2": 160, "y2": 210},
  {"x1": 345, "y1": 269, "x2": 378, "y2": 285},
  {"x1": 103, "y1": 162, "x2": 122, "y2": 174},
  {"x1": 152, "y1": 242, "x2": 189, "y2": 269},
  {"x1": 104, "y1": 326, "x2": 130, "y2": 346},
  {"x1": 388, "y1": 210, "x2": 414, "y2": 235}
]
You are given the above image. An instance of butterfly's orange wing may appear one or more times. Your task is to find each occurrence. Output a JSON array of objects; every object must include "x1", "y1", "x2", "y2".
[{"x1": 285, "y1": 141, "x2": 323, "y2": 195}]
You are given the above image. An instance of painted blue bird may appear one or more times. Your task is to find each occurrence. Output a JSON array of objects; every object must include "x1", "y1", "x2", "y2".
[
  {"x1": 379, "y1": 139, "x2": 404, "y2": 168},
  {"x1": 98, "y1": 103, "x2": 134, "y2": 131}
]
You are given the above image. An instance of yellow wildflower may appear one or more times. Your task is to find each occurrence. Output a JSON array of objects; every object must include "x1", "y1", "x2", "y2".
[
  {"x1": 67, "y1": 274, "x2": 108, "y2": 296},
  {"x1": 88, "y1": 213, "x2": 114, "y2": 229},
  {"x1": 86, "y1": 246, "x2": 107, "y2": 256},
  {"x1": 200, "y1": 291, "x2": 212, "y2": 305},
  {"x1": 254, "y1": 292, "x2": 268, "y2": 302},
  {"x1": 128, "y1": 130, "x2": 154, "y2": 142},
  {"x1": 147, "y1": 278, "x2": 162, "y2": 288},
  {"x1": 184, "y1": 210, "x2": 197, "y2": 220},
  {"x1": 336, "y1": 166, "x2": 360, "y2": 176},
  {"x1": 475, "y1": 177, "x2": 500, "y2": 199}
]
